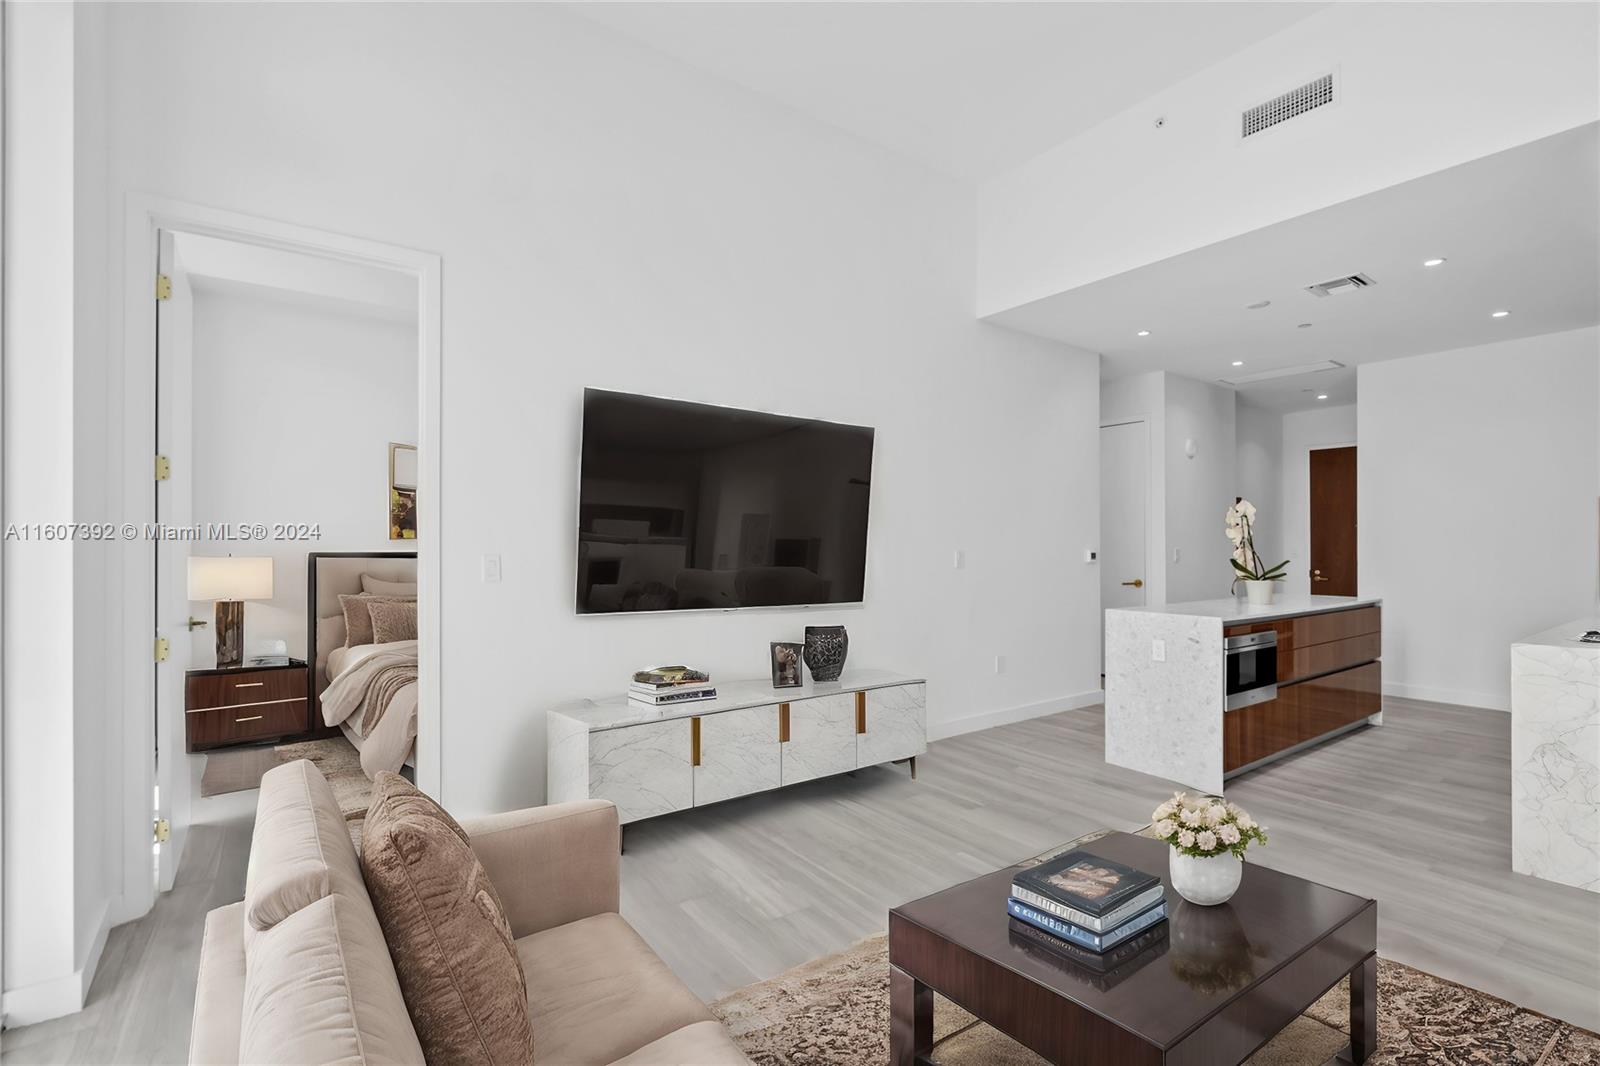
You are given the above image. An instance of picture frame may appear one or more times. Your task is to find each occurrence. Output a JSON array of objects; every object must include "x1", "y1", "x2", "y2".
[
  {"x1": 770, "y1": 641, "x2": 803, "y2": 689},
  {"x1": 389, "y1": 442, "x2": 418, "y2": 540}
]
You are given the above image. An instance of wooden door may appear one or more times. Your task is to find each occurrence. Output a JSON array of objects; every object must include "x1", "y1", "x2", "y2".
[{"x1": 1309, "y1": 446, "x2": 1357, "y2": 596}]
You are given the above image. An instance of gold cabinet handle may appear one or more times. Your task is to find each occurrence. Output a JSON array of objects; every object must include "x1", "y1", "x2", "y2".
[
  {"x1": 234, "y1": 715, "x2": 263, "y2": 723},
  {"x1": 234, "y1": 681, "x2": 265, "y2": 688},
  {"x1": 1121, "y1": 579, "x2": 1144, "y2": 588}
]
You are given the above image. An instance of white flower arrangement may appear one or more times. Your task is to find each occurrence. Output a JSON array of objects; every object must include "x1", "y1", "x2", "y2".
[
  {"x1": 1226, "y1": 497, "x2": 1289, "y2": 587},
  {"x1": 1151, "y1": 792, "x2": 1267, "y2": 859}
]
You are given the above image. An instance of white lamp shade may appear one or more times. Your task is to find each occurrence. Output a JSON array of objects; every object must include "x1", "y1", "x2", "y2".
[{"x1": 187, "y1": 556, "x2": 273, "y2": 601}]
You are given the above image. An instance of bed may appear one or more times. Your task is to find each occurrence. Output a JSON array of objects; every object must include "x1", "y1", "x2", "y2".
[{"x1": 307, "y1": 551, "x2": 419, "y2": 779}]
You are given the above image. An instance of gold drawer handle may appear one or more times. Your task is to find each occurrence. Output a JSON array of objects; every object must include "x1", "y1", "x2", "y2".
[
  {"x1": 234, "y1": 681, "x2": 265, "y2": 688},
  {"x1": 234, "y1": 715, "x2": 264, "y2": 723}
]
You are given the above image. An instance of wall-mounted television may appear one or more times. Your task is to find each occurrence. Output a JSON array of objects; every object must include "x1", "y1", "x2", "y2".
[{"x1": 576, "y1": 389, "x2": 874, "y2": 614}]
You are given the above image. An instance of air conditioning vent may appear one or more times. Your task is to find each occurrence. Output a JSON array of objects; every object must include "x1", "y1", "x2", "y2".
[
  {"x1": 1305, "y1": 273, "x2": 1375, "y2": 298},
  {"x1": 1242, "y1": 73, "x2": 1335, "y2": 138},
  {"x1": 1218, "y1": 360, "x2": 1344, "y2": 387}
]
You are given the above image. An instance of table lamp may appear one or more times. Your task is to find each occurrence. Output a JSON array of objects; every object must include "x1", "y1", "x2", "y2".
[{"x1": 187, "y1": 556, "x2": 273, "y2": 667}]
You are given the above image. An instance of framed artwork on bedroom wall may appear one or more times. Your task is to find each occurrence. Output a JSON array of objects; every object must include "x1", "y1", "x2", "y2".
[{"x1": 389, "y1": 442, "x2": 418, "y2": 540}]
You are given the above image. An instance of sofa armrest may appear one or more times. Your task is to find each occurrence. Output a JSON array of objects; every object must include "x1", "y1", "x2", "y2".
[
  {"x1": 461, "y1": 799, "x2": 619, "y2": 938},
  {"x1": 190, "y1": 901, "x2": 247, "y2": 1065}
]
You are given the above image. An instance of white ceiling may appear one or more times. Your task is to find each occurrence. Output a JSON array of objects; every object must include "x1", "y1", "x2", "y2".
[
  {"x1": 986, "y1": 122, "x2": 1600, "y2": 412},
  {"x1": 565, "y1": 2, "x2": 1325, "y2": 181}
]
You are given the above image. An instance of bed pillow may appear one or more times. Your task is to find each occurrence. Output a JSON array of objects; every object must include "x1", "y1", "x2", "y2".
[
  {"x1": 368, "y1": 599, "x2": 418, "y2": 644},
  {"x1": 339, "y1": 594, "x2": 413, "y2": 648},
  {"x1": 361, "y1": 574, "x2": 418, "y2": 597},
  {"x1": 360, "y1": 772, "x2": 533, "y2": 1066}
]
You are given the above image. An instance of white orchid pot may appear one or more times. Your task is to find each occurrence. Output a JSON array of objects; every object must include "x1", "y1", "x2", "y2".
[
  {"x1": 1244, "y1": 580, "x2": 1276, "y2": 606},
  {"x1": 1169, "y1": 850, "x2": 1243, "y2": 906}
]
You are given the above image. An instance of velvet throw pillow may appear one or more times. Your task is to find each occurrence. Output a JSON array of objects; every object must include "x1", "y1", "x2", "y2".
[
  {"x1": 338, "y1": 594, "x2": 413, "y2": 648},
  {"x1": 360, "y1": 773, "x2": 533, "y2": 1065},
  {"x1": 367, "y1": 599, "x2": 418, "y2": 644}
]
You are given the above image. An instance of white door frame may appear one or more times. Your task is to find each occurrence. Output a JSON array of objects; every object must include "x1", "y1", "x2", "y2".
[{"x1": 115, "y1": 195, "x2": 442, "y2": 922}]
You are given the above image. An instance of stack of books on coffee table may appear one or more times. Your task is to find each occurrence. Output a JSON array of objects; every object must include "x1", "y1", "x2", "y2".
[{"x1": 1007, "y1": 848, "x2": 1166, "y2": 955}]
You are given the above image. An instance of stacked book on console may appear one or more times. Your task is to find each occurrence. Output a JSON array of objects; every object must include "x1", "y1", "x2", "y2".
[
  {"x1": 629, "y1": 666, "x2": 716, "y2": 708},
  {"x1": 1007, "y1": 849, "x2": 1166, "y2": 954}
]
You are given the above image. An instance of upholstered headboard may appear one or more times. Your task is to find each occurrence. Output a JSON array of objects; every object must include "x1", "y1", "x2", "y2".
[{"x1": 306, "y1": 552, "x2": 417, "y2": 712}]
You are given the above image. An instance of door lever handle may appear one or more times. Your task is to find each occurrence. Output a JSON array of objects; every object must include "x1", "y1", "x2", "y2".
[
  {"x1": 1121, "y1": 579, "x2": 1144, "y2": 588},
  {"x1": 186, "y1": 616, "x2": 209, "y2": 630}
]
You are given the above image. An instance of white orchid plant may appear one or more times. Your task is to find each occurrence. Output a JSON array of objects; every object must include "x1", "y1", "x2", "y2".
[
  {"x1": 1226, "y1": 497, "x2": 1288, "y2": 589},
  {"x1": 1151, "y1": 792, "x2": 1268, "y2": 860}
]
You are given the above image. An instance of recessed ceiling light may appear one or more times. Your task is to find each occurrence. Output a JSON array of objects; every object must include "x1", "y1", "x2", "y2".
[
  {"x1": 1491, "y1": 310, "x2": 1510, "y2": 318},
  {"x1": 1316, "y1": 394, "x2": 1329, "y2": 400},
  {"x1": 1423, "y1": 258, "x2": 1446, "y2": 267},
  {"x1": 1231, "y1": 360, "x2": 1244, "y2": 367},
  {"x1": 1136, "y1": 330, "x2": 1151, "y2": 337},
  {"x1": 1246, "y1": 300, "x2": 1271, "y2": 311},
  {"x1": 1297, "y1": 322, "x2": 1313, "y2": 329}
]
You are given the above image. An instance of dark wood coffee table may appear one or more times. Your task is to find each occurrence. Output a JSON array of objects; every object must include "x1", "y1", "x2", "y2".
[{"x1": 889, "y1": 832, "x2": 1377, "y2": 1065}]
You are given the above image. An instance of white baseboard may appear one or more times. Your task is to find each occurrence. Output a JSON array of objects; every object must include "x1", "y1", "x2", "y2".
[
  {"x1": 2, "y1": 900, "x2": 113, "y2": 1028},
  {"x1": 929, "y1": 688, "x2": 1103, "y2": 742},
  {"x1": 1384, "y1": 680, "x2": 1507, "y2": 712}
]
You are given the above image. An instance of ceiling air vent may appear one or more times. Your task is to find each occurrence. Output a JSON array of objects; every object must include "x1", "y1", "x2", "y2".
[
  {"x1": 1218, "y1": 361, "x2": 1344, "y2": 387},
  {"x1": 1241, "y1": 73, "x2": 1335, "y2": 138},
  {"x1": 1304, "y1": 273, "x2": 1375, "y2": 299}
]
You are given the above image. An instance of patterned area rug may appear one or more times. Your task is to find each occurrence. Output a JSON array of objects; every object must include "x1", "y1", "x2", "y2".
[
  {"x1": 712, "y1": 934, "x2": 1600, "y2": 1065},
  {"x1": 272, "y1": 736, "x2": 372, "y2": 819}
]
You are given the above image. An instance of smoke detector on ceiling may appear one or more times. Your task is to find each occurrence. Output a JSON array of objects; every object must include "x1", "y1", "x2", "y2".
[
  {"x1": 1242, "y1": 72, "x2": 1337, "y2": 139},
  {"x1": 1304, "y1": 273, "x2": 1375, "y2": 299}
]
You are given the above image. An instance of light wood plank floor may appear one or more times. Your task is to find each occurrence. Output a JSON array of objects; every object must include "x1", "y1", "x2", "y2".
[{"x1": 6, "y1": 696, "x2": 1597, "y2": 1064}]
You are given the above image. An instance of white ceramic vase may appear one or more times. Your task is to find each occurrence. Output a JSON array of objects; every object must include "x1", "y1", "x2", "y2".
[
  {"x1": 1244, "y1": 580, "x2": 1276, "y2": 606},
  {"x1": 1169, "y1": 850, "x2": 1243, "y2": 906}
]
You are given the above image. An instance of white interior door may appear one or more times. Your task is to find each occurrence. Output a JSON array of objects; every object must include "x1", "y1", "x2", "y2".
[
  {"x1": 1100, "y1": 421, "x2": 1149, "y2": 664},
  {"x1": 154, "y1": 231, "x2": 195, "y2": 890}
]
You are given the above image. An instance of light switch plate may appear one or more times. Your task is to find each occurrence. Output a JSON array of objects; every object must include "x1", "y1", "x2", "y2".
[{"x1": 482, "y1": 554, "x2": 502, "y2": 583}]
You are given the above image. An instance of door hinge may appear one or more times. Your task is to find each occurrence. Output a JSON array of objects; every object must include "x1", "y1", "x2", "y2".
[
  {"x1": 154, "y1": 636, "x2": 170, "y2": 663},
  {"x1": 155, "y1": 454, "x2": 171, "y2": 481},
  {"x1": 155, "y1": 274, "x2": 172, "y2": 301},
  {"x1": 153, "y1": 818, "x2": 171, "y2": 844}
]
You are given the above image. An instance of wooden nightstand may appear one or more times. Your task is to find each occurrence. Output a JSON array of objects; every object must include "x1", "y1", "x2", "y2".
[{"x1": 186, "y1": 660, "x2": 310, "y2": 752}]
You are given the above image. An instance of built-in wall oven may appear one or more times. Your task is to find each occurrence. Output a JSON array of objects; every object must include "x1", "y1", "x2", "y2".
[{"x1": 1225, "y1": 630, "x2": 1278, "y2": 710}]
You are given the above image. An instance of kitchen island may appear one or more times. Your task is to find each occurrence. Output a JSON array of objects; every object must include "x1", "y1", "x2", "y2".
[
  {"x1": 1511, "y1": 619, "x2": 1599, "y2": 893},
  {"x1": 1105, "y1": 595, "x2": 1383, "y2": 794}
]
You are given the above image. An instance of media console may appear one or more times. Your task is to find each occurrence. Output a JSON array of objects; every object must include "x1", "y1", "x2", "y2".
[{"x1": 546, "y1": 669, "x2": 926, "y2": 826}]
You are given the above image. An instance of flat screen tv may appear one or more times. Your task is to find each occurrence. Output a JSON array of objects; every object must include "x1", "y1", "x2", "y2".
[{"x1": 576, "y1": 389, "x2": 874, "y2": 614}]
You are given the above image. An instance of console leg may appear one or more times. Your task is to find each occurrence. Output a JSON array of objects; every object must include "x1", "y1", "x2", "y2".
[
  {"x1": 909, "y1": 755, "x2": 917, "y2": 780},
  {"x1": 619, "y1": 825, "x2": 626, "y2": 855},
  {"x1": 889, "y1": 965, "x2": 932, "y2": 1066},
  {"x1": 1341, "y1": 953, "x2": 1377, "y2": 1064}
]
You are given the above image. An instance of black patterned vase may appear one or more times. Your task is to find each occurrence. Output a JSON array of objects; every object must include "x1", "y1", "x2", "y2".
[{"x1": 802, "y1": 625, "x2": 849, "y2": 682}]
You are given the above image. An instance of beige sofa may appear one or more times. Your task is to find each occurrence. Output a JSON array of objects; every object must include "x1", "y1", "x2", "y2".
[{"x1": 191, "y1": 760, "x2": 748, "y2": 1065}]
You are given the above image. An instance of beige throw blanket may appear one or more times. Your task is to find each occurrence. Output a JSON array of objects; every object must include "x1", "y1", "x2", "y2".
[{"x1": 321, "y1": 645, "x2": 418, "y2": 777}]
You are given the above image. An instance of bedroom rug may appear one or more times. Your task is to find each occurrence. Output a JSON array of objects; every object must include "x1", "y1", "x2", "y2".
[
  {"x1": 711, "y1": 933, "x2": 1600, "y2": 1066},
  {"x1": 199, "y1": 735, "x2": 372, "y2": 819}
]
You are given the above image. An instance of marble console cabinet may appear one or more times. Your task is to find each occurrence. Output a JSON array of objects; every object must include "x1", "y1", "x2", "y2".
[
  {"x1": 1104, "y1": 595, "x2": 1383, "y2": 794},
  {"x1": 547, "y1": 669, "x2": 926, "y2": 825},
  {"x1": 1511, "y1": 620, "x2": 1599, "y2": 893}
]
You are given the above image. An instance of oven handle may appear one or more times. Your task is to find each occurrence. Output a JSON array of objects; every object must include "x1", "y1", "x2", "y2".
[{"x1": 1226, "y1": 684, "x2": 1278, "y2": 711}]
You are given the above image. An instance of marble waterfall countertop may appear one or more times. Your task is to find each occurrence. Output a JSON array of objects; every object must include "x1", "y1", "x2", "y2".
[
  {"x1": 547, "y1": 668, "x2": 925, "y2": 731},
  {"x1": 1510, "y1": 617, "x2": 1599, "y2": 893},
  {"x1": 1113, "y1": 594, "x2": 1382, "y2": 625}
]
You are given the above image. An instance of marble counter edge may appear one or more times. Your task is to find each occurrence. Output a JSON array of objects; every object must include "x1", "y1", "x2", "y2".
[
  {"x1": 547, "y1": 671, "x2": 928, "y2": 732},
  {"x1": 1107, "y1": 596, "x2": 1382, "y2": 626}
]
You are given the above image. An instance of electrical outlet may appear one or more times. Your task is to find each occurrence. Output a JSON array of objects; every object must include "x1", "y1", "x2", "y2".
[
  {"x1": 1151, "y1": 638, "x2": 1166, "y2": 663},
  {"x1": 482, "y1": 554, "x2": 502, "y2": 583},
  {"x1": 1172, "y1": 548, "x2": 1181, "y2": 563},
  {"x1": 953, "y1": 549, "x2": 965, "y2": 570}
]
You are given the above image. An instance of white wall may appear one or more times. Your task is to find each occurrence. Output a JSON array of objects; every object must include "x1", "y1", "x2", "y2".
[
  {"x1": 1235, "y1": 400, "x2": 1283, "y2": 567},
  {"x1": 99, "y1": 3, "x2": 1104, "y2": 816},
  {"x1": 1359, "y1": 327, "x2": 1599, "y2": 710},
  {"x1": 188, "y1": 282, "x2": 418, "y2": 661},
  {"x1": 978, "y1": 3, "x2": 1600, "y2": 315},
  {"x1": 1163, "y1": 376, "x2": 1236, "y2": 603},
  {"x1": 1280, "y1": 404, "x2": 1358, "y2": 599},
  {"x1": 2, "y1": 0, "x2": 117, "y2": 1025}
]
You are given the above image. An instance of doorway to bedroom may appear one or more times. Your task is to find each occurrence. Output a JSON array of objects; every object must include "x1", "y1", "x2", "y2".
[{"x1": 125, "y1": 203, "x2": 440, "y2": 913}]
